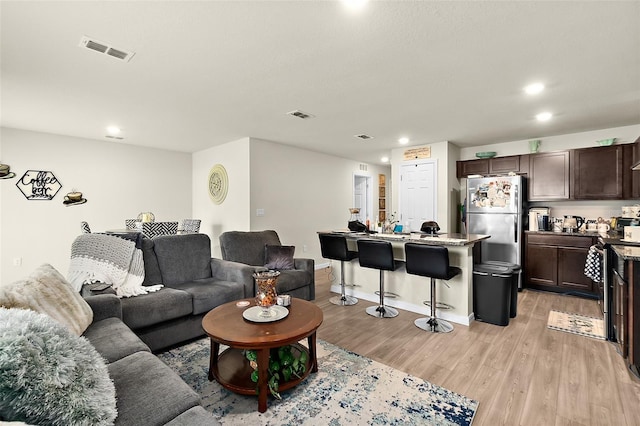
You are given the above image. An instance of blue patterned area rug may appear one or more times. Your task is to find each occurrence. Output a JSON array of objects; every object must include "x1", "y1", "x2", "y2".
[{"x1": 158, "y1": 338, "x2": 478, "y2": 425}]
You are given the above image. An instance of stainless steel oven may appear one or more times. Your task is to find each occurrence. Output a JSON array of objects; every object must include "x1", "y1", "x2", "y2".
[
  {"x1": 596, "y1": 236, "x2": 615, "y2": 341},
  {"x1": 612, "y1": 266, "x2": 628, "y2": 356},
  {"x1": 597, "y1": 234, "x2": 640, "y2": 342}
]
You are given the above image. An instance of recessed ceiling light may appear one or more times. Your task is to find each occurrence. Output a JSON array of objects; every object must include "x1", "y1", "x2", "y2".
[
  {"x1": 343, "y1": 0, "x2": 368, "y2": 11},
  {"x1": 524, "y1": 82, "x2": 545, "y2": 95},
  {"x1": 106, "y1": 126, "x2": 121, "y2": 135},
  {"x1": 536, "y1": 112, "x2": 553, "y2": 122},
  {"x1": 381, "y1": 156, "x2": 389, "y2": 163},
  {"x1": 399, "y1": 137, "x2": 409, "y2": 145}
]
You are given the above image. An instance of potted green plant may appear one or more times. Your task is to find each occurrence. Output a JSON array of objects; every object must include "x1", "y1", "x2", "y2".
[{"x1": 243, "y1": 345, "x2": 308, "y2": 399}]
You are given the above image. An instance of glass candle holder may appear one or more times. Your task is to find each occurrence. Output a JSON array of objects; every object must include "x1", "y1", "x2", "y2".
[{"x1": 254, "y1": 270, "x2": 280, "y2": 318}]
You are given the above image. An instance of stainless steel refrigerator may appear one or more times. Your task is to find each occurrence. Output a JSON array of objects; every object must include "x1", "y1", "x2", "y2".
[{"x1": 466, "y1": 176, "x2": 524, "y2": 269}]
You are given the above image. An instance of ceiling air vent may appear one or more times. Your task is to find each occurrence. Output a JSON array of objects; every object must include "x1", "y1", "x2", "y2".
[
  {"x1": 105, "y1": 135, "x2": 124, "y2": 140},
  {"x1": 79, "y1": 36, "x2": 135, "y2": 62},
  {"x1": 287, "y1": 110, "x2": 315, "y2": 120},
  {"x1": 355, "y1": 134, "x2": 374, "y2": 140}
]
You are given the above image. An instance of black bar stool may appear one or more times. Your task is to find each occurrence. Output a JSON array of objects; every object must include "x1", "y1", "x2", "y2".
[
  {"x1": 357, "y1": 239, "x2": 401, "y2": 318},
  {"x1": 319, "y1": 234, "x2": 359, "y2": 306},
  {"x1": 405, "y1": 243, "x2": 461, "y2": 333}
]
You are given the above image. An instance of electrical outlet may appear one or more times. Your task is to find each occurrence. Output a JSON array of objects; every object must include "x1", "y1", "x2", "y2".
[
  {"x1": 303, "y1": 245, "x2": 308, "y2": 252},
  {"x1": 256, "y1": 208, "x2": 265, "y2": 216},
  {"x1": 13, "y1": 257, "x2": 22, "y2": 266}
]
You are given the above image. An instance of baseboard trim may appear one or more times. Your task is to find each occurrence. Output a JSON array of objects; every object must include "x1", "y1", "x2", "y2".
[
  {"x1": 330, "y1": 284, "x2": 473, "y2": 326},
  {"x1": 315, "y1": 261, "x2": 330, "y2": 270}
]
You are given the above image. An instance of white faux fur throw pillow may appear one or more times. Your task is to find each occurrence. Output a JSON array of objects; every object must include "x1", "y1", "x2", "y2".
[{"x1": 0, "y1": 264, "x2": 93, "y2": 336}]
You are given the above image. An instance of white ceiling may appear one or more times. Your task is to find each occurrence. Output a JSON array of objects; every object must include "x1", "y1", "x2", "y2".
[{"x1": 1, "y1": 1, "x2": 639, "y2": 165}]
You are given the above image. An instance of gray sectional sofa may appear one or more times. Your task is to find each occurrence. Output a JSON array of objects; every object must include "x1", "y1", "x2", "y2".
[
  {"x1": 78, "y1": 233, "x2": 255, "y2": 424},
  {"x1": 83, "y1": 294, "x2": 219, "y2": 425},
  {"x1": 219, "y1": 230, "x2": 315, "y2": 301},
  {"x1": 4, "y1": 231, "x2": 311, "y2": 425},
  {"x1": 84, "y1": 233, "x2": 255, "y2": 351}
]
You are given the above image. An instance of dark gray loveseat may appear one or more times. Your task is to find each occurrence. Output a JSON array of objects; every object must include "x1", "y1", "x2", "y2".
[
  {"x1": 84, "y1": 233, "x2": 255, "y2": 351},
  {"x1": 219, "y1": 230, "x2": 315, "y2": 300},
  {"x1": 83, "y1": 294, "x2": 219, "y2": 425}
]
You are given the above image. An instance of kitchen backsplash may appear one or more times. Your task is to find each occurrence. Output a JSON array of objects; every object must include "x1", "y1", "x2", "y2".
[{"x1": 529, "y1": 201, "x2": 636, "y2": 223}]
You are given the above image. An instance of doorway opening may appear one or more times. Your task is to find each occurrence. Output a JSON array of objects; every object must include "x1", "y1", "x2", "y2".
[{"x1": 353, "y1": 174, "x2": 373, "y2": 226}]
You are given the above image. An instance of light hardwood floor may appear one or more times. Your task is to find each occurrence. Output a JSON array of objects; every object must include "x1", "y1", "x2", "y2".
[{"x1": 312, "y1": 267, "x2": 640, "y2": 426}]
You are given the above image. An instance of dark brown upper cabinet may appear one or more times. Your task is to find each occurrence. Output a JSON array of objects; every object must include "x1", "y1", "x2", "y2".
[
  {"x1": 456, "y1": 155, "x2": 529, "y2": 178},
  {"x1": 457, "y1": 140, "x2": 639, "y2": 201},
  {"x1": 489, "y1": 155, "x2": 528, "y2": 175},
  {"x1": 456, "y1": 159, "x2": 489, "y2": 178},
  {"x1": 571, "y1": 144, "x2": 630, "y2": 200},
  {"x1": 632, "y1": 136, "x2": 640, "y2": 198},
  {"x1": 528, "y1": 151, "x2": 570, "y2": 201}
]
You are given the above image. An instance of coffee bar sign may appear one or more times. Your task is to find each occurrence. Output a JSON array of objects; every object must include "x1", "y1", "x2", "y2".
[
  {"x1": 16, "y1": 170, "x2": 62, "y2": 200},
  {"x1": 403, "y1": 147, "x2": 431, "y2": 160}
]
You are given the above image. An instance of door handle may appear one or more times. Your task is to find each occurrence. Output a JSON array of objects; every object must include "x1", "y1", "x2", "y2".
[{"x1": 514, "y1": 216, "x2": 518, "y2": 243}]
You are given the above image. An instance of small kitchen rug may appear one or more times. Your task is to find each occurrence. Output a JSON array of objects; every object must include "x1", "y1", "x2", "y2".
[{"x1": 547, "y1": 310, "x2": 605, "y2": 340}]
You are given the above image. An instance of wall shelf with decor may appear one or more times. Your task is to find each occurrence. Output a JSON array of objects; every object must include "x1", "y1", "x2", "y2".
[{"x1": 378, "y1": 174, "x2": 386, "y2": 222}]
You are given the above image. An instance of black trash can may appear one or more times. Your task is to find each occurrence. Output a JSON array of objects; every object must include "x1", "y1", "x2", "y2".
[
  {"x1": 473, "y1": 263, "x2": 513, "y2": 326},
  {"x1": 483, "y1": 261, "x2": 521, "y2": 318}
]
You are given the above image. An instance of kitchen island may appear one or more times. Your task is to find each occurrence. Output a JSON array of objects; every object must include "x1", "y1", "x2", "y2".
[{"x1": 318, "y1": 231, "x2": 490, "y2": 326}]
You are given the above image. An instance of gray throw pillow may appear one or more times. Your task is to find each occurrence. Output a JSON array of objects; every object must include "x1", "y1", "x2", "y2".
[
  {"x1": 0, "y1": 264, "x2": 93, "y2": 336},
  {"x1": 264, "y1": 245, "x2": 295, "y2": 270},
  {"x1": 0, "y1": 308, "x2": 117, "y2": 426}
]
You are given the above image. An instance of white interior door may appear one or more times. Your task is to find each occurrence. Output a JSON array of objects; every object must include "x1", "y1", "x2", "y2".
[
  {"x1": 399, "y1": 161, "x2": 437, "y2": 232},
  {"x1": 353, "y1": 174, "x2": 371, "y2": 224}
]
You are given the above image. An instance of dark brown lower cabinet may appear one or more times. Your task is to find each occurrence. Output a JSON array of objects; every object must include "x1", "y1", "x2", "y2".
[
  {"x1": 559, "y1": 247, "x2": 595, "y2": 291},
  {"x1": 526, "y1": 244, "x2": 558, "y2": 287},
  {"x1": 525, "y1": 233, "x2": 596, "y2": 294}
]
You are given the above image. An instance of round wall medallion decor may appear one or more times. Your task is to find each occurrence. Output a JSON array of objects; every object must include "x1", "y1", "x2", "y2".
[{"x1": 208, "y1": 164, "x2": 229, "y2": 204}]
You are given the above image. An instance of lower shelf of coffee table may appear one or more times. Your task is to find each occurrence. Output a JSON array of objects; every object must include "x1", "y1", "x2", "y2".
[{"x1": 213, "y1": 343, "x2": 313, "y2": 396}]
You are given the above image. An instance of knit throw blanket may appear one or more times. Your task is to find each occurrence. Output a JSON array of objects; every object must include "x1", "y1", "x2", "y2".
[{"x1": 68, "y1": 233, "x2": 163, "y2": 298}]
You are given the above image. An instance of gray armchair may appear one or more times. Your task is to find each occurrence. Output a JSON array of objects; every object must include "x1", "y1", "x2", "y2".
[{"x1": 219, "y1": 230, "x2": 315, "y2": 300}]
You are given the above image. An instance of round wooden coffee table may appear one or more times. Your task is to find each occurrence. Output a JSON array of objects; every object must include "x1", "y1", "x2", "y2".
[{"x1": 202, "y1": 298, "x2": 323, "y2": 413}]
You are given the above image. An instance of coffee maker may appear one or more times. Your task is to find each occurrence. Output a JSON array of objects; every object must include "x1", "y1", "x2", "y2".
[
  {"x1": 529, "y1": 207, "x2": 551, "y2": 231},
  {"x1": 562, "y1": 215, "x2": 584, "y2": 232},
  {"x1": 537, "y1": 214, "x2": 550, "y2": 231}
]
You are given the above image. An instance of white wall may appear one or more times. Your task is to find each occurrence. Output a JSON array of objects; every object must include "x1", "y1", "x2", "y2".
[
  {"x1": 0, "y1": 127, "x2": 192, "y2": 284},
  {"x1": 391, "y1": 141, "x2": 459, "y2": 233},
  {"x1": 458, "y1": 124, "x2": 640, "y2": 160},
  {"x1": 249, "y1": 138, "x2": 391, "y2": 267},
  {"x1": 447, "y1": 142, "x2": 462, "y2": 232},
  {"x1": 3, "y1": 123, "x2": 636, "y2": 283},
  {"x1": 192, "y1": 138, "x2": 251, "y2": 258}
]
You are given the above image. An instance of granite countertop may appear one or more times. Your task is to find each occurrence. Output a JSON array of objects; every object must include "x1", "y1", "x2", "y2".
[
  {"x1": 597, "y1": 232, "x2": 640, "y2": 247},
  {"x1": 526, "y1": 230, "x2": 640, "y2": 248},
  {"x1": 612, "y1": 245, "x2": 640, "y2": 261},
  {"x1": 525, "y1": 230, "x2": 603, "y2": 237},
  {"x1": 318, "y1": 231, "x2": 490, "y2": 247}
]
